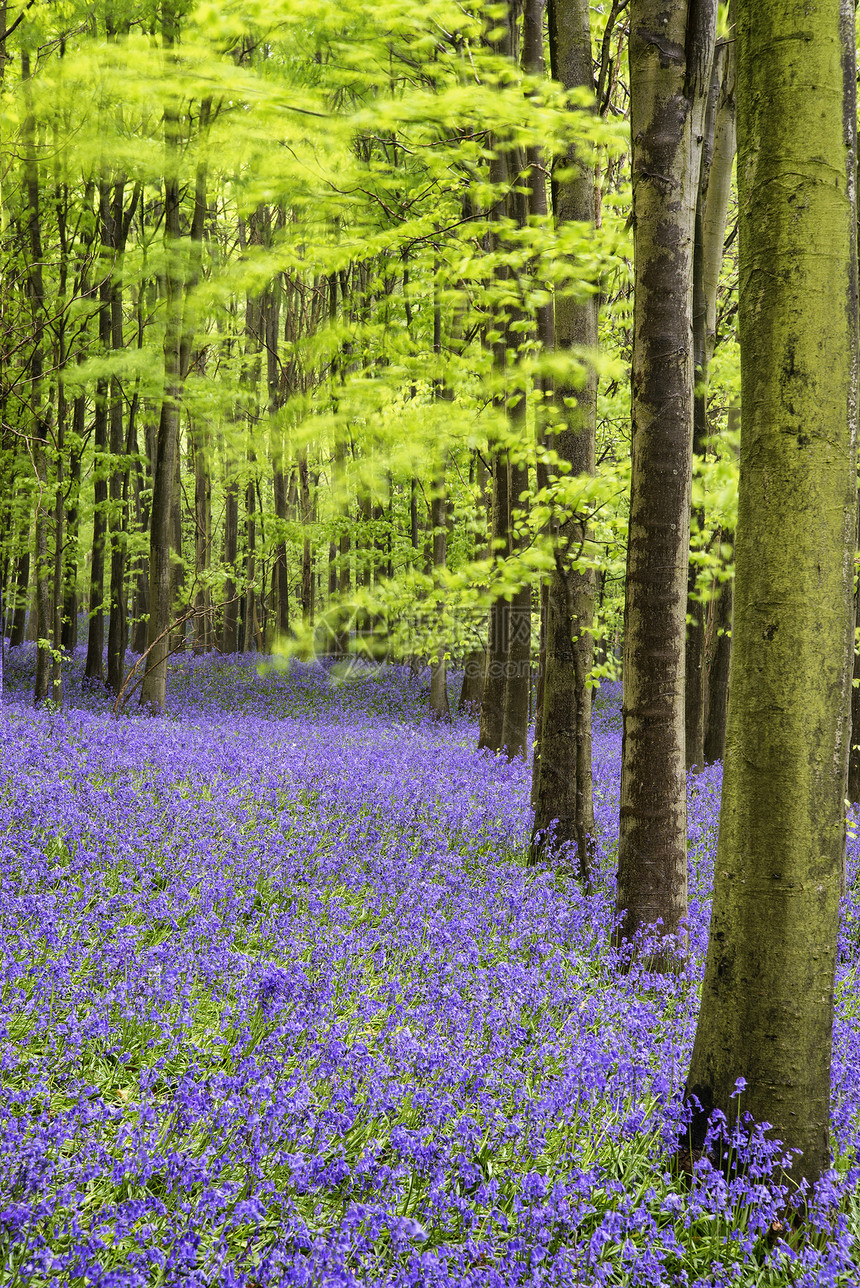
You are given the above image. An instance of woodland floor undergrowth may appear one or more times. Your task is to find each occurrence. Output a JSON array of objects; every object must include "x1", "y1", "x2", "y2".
[{"x1": 2, "y1": 646, "x2": 860, "y2": 1286}]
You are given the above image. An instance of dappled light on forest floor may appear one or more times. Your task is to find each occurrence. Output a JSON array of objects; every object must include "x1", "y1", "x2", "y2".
[{"x1": 2, "y1": 650, "x2": 860, "y2": 1286}]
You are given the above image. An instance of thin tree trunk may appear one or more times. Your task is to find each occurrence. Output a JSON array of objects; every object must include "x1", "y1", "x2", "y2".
[
  {"x1": 268, "y1": 284, "x2": 290, "y2": 642},
  {"x1": 501, "y1": 452, "x2": 530, "y2": 757},
  {"x1": 686, "y1": 0, "x2": 857, "y2": 1188},
  {"x1": 299, "y1": 451, "x2": 314, "y2": 625},
  {"x1": 273, "y1": 450, "x2": 290, "y2": 640},
  {"x1": 685, "y1": 22, "x2": 737, "y2": 769},
  {"x1": 222, "y1": 474, "x2": 239, "y2": 653},
  {"x1": 703, "y1": 568, "x2": 731, "y2": 765},
  {"x1": 139, "y1": 84, "x2": 183, "y2": 713},
  {"x1": 850, "y1": 566, "x2": 860, "y2": 802},
  {"x1": 192, "y1": 415, "x2": 211, "y2": 653},
  {"x1": 243, "y1": 467, "x2": 257, "y2": 652},
  {"x1": 85, "y1": 181, "x2": 112, "y2": 684},
  {"x1": 9, "y1": 549, "x2": 29, "y2": 647},
  {"x1": 530, "y1": 0, "x2": 596, "y2": 877},
  {"x1": 478, "y1": 451, "x2": 510, "y2": 751},
  {"x1": 20, "y1": 51, "x2": 51, "y2": 704},
  {"x1": 615, "y1": 0, "x2": 717, "y2": 958},
  {"x1": 131, "y1": 410, "x2": 153, "y2": 656},
  {"x1": 429, "y1": 485, "x2": 450, "y2": 720},
  {"x1": 61, "y1": 396, "x2": 84, "y2": 653},
  {"x1": 106, "y1": 182, "x2": 140, "y2": 693}
]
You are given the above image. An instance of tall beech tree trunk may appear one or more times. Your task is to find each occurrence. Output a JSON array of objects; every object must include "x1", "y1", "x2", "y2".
[
  {"x1": 850, "y1": 559, "x2": 860, "y2": 802},
  {"x1": 273, "y1": 447, "x2": 290, "y2": 641},
  {"x1": 222, "y1": 474, "x2": 239, "y2": 653},
  {"x1": 530, "y1": 0, "x2": 596, "y2": 877},
  {"x1": 21, "y1": 51, "x2": 51, "y2": 704},
  {"x1": 85, "y1": 181, "x2": 112, "y2": 684},
  {"x1": 52, "y1": 178, "x2": 72, "y2": 708},
  {"x1": 106, "y1": 182, "x2": 140, "y2": 694},
  {"x1": 139, "y1": 113, "x2": 183, "y2": 714},
  {"x1": 9, "y1": 549, "x2": 29, "y2": 647},
  {"x1": 243, "y1": 465, "x2": 257, "y2": 652},
  {"x1": 703, "y1": 567, "x2": 731, "y2": 765},
  {"x1": 850, "y1": 468, "x2": 860, "y2": 804},
  {"x1": 501, "y1": 451, "x2": 530, "y2": 757},
  {"x1": 615, "y1": 0, "x2": 717, "y2": 956},
  {"x1": 429, "y1": 485, "x2": 450, "y2": 720},
  {"x1": 299, "y1": 452, "x2": 314, "y2": 625},
  {"x1": 62, "y1": 396, "x2": 84, "y2": 653},
  {"x1": 523, "y1": 0, "x2": 554, "y2": 805},
  {"x1": 52, "y1": 384, "x2": 65, "y2": 707},
  {"x1": 685, "y1": 0, "x2": 857, "y2": 1188},
  {"x1": 478, "y1": 451, "x2": 510, "y2": 751},
  {"x1": 131, "y1": 413, "x2": 153, "y2": 656},
  {"x1": 192, "y1": 416, "x2": 211, "y2": 654},
  {"x1": 459, "y1": 457, "x2": 489, "y2": 714},
  {"x1": 268, "y1": 289, "x2": 290, "y2": 643},
  {"x1": 685, "y1": 20, "x2": 737, "y2": 769}
]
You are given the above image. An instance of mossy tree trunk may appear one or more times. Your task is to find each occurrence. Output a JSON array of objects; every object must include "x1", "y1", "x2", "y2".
[
  {"x1": 685, "y1": 0, "x2": 858, "y2": 1187},
  {"x1": 615, "y1": 0, "x2": 717, "y2": 954}
]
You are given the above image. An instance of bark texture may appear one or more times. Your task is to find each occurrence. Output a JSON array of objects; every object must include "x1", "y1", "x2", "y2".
[
  {"x1": 685, "y1": 21, "x2": 737, "y2": 769},
  {"x1": 616, "y1": 0, "x2": 717, "y2": 952},
  {"x1": 685, "y1": 0, "x2": 858, "y2": 1187}
]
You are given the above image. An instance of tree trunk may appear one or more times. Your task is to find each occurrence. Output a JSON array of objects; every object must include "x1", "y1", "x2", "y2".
[
  {"x1": 243, "y1": 467, "x2": 257, "y2": 652},
  {"x1": 458, "y1": 649, "x2": 486, "y2": 714},
  {"x1": 530, "y1": 0, "x2": 596, "y2": 877},
  {"x1": 130, "y1": 412, "x2": 152, "y2": 656},
  {"x1": 429, "y1": 486, "x2": 450, "y2": 720},
  {"x1": 478, "y1": 451, "x2": 510, "y2": 752},
  {"x1": 20, "y1": 52, "x2": 51, "y2": 704},
  {"x1": 615, "y1": 0, "x2": 717, "y2": 957},
  {"x1": 703, "y1": 568, "x2": 731, "y2": 765},
  {"x1": 9, "y1": 548, "x2": 29, "y2": 647},
  {"x1": 85, "y1": 182, "x2": 112, "y2": 685},
  {"x1": 192, "y1": 416, "x2": 211, "y2": 653},
  {"x1": 139, "y1": 154, "x2": 183, "y2": 713},
  {"x1": 850, "y1": 475, "x2": 860, "y2": 804},
  {"x1": 273, "y1": 451, "x2": 290, "y2": 641},
  {"x1": 106, "y1": 182, "x2": 139, "y2": 693},
  {"x1": 685, "y1": 22, "x2": 737, "y2": 769},
  {"x1": 51, "y1": 375, "x2": 65, "y2": 707},
  {"x1": 685, "y1": 0, "x2": 857, "y2": 1189},
  {"x1": 299, "y1": 451, "x2": 314, "y2": 625},
  {"x1": 268, "y1": 285, "x2": 290, "y2": 642},
  {"x1": 61, "y1": 396, "x2": 84, "y2": 653},
  {"x1": 222, "y1": 474, "x2": 239, "y2": 653},
  {"x1": 850, "y1": 575, "x2": 860, "y2": 801},
  {"x1": 501, "y1": 454, "x2": 530, "y2": 757}
]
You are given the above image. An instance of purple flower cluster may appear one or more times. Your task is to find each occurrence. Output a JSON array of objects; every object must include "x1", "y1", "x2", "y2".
[{"x1": 1, "y1": 647, "x2": 859, "y2": 1285}]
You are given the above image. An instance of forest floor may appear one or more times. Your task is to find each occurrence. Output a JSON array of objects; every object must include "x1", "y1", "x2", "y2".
[{"x1": 2, "y1": 648, "x2": 860, "y2": 1286}]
